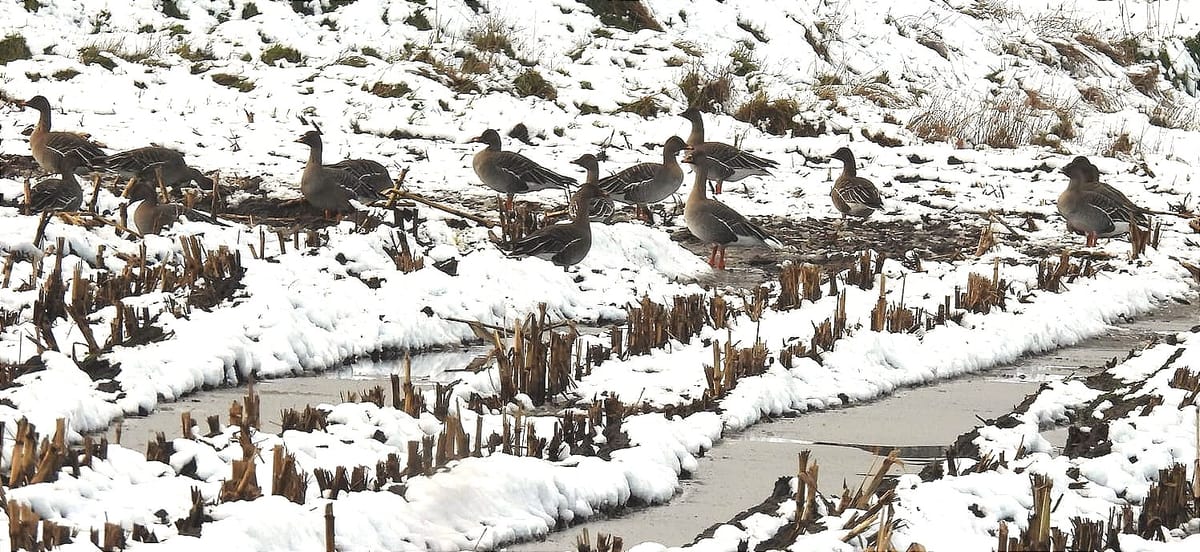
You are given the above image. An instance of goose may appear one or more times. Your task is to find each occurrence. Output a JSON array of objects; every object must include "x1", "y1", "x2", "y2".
[
  {"x1": 1057, "y1": 156, "x2": 1150, "y2": 247},
  {"x1": 682, "y1": 151, "x2": 781, "y2": 269},
  {"x1": 571, "y1": 154, "x2": 616, "y2": 223},
  {"x1": 124, "y1": 178, "x2": 182, "y2": 235},
  {"x1": 19, "y1": 95, "x2": 107, "y2": 173},
  {"x1": 469, "y1": 128, "x2": 575, "y2": 211},
  {"x1": 28, "y1": 155, "x2": 83, "y2": 212},
  {"x1": 295, "y1": 130, "x2": 379, "y2": 218},
  {"x1": 505, "y1": 156, "x2": 606, "y2": 267},
  {"x1": 830, "y1": 147, "x2": 884, "y2": 219},
  {"x1": 679, "y1": 108, "x2": 777, "y2": 194},
  {"x1": 596, "y1": 135, "x2": 690, "y2": 223},
  {"x1": 97, "y1": 147, "x2": 214, "y2": 191}
]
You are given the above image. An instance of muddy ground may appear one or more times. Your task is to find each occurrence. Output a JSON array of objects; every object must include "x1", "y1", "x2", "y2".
[{"x1": 2, "y1": 152, "x2": 1093, "y2": 287}]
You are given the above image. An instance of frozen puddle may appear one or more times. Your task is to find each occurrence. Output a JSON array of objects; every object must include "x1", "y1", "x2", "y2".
[
  {"x1": 506, "y1": 300, "x2": 1197, "y2": 550},
  {"x1": 114, "y1": 348, "x2": 484, "y2": 455}
]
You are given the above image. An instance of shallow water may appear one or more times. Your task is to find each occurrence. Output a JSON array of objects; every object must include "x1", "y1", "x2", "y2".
[
  {"x1": 114, "y1": 348, "x2": 484, "y2": 454},
  {"x1": 504, "y1": 300, "x2": 1197, "y2": 550},
  {"x1": 109, "y1": 301, "x2": 1196, "y2": 549}
]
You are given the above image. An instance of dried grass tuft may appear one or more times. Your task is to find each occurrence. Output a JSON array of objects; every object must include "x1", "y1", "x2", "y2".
[
  {"x1": 733, "y1": 92, "x2": 803, "y2": 136},
  {"x1": 679, "y1": 65, "x2": 733, "y2": 112}
]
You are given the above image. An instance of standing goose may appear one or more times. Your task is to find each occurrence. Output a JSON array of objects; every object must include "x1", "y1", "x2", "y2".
[
  {"x1": 679, "y1": 108, "x2": 777, "y2": 194},
  {"x1": 123, "y1": 178, "x2": 182, "y2": 236},
  {"x1": 469, "y1": 128, "x2": 576, "y2": 211},
  {"x1": 97, "y1": 147, "x2": 214, "y2": 191},
  {"x1": 571, "y1": 154, "x2": 617, "y2": 223},
  {"x1": 505, "y1": 156, "x2": 606, "y2": 267},
  {"x1": 295, "y1": 130, "x2": 371, "y2": 218},
  {"x1": 28, "y1": 155, "x2": 84, "y2": 212},
  {"x1": 596, "y1": 135, "x2": 691, "y2": 223},
  {"x1": 19, "y1": 95, "x2": 107, "y2": 173},
  {"x1": 682, "y1": 151, "x2": 781, "y2": 270},
  {"x1": 830, "y1": 147, "x2": 884, "y2": 219},
  {"x1": 1057, "y1": 156, "x2": 1150, "y2": 247}
]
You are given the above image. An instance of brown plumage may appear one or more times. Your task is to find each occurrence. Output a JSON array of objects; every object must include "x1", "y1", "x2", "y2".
[
  {"x1": 1057, "y1": 156, "x2": 1150, "y2": 247},
  {"x1": 20, "y1": 95, "x2": 107, "y2": 173},
  {"x1": 679, "y1": 108, "x2": 777, "y2": 194},
  {"x1": 28, "y1": 155, "x2": 84, "y2": 212},
  {"x1": 469, "y1": 128, "x2": 575, "y2": 211},
  {"x1": 570, "y1": 153, "x2": 617, "y2": 223},
  {"x1": 682, "y1": 151, "x2": 781, "y2": 270},
  {"x1": 596, "y1": 135, "x2": 691, "y2": 223},
  {"x1": 830, "y1": 147, "x2": 884, "y2": 219},
  {"x1": 124, "y1": 179, "x2": 182, "y2": 236},
  {"x1": 505, "y1": 155, "x2": 606, "y2": 268},
  {"x1": 295, "y1": 130, "x2": 366, "y2": 218},
  {"x1": 98, "y1": 147, "x2": 213, "y2": 191}
]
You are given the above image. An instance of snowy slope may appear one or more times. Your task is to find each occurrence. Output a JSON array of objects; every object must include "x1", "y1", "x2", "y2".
[{"x1": 0, "y1": 0, "x2": 1198, "y2": 550}]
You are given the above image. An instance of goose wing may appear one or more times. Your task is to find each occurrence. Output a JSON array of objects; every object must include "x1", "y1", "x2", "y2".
[
  {"x1": 834, "y1": 176, "x2": 883, "y2": 208},
  {"x1": 46, "y1": 132, "x2": 107, "y2": 167},
  {"x1": 29, "y1": 179, "x2": 81, "y2": 212},
  {"x1": 326, "y1": 159, "x2": 392, "y2": 196},
  {"x1": 507, "y1": 223, "x2": 584, "y2": 259},
  {"x1": 1081, "y1": 187, "x2": 1148, "y2": 227},
  {"x1": 697, "y1": 141, "x2": 778, "y2": 171},
  {"x1": 597, "y1": 163, "x2": 658, "y2": 196},
  {"x1": 494, "y1": 151, "x2": 575, "y2": 191},
  {"x1": 704, "y1": 201, "x2": 781, "y2": 247},
  {"x1": 99, "y1": 147, "x2": 183, "y2": 176},
  {"x1": 323, "y1": 165, "x2": 382, "y2": 201}
]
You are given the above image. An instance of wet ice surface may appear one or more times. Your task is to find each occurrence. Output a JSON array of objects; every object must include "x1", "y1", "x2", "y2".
[{"x1": 505, "y1": 301, "x2": 1198, "y2": 550}]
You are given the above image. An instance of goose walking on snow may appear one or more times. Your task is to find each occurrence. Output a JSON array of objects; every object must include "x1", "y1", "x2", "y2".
[{"x1": 682, "y1": 151, "x2": 781, "y2": 270}]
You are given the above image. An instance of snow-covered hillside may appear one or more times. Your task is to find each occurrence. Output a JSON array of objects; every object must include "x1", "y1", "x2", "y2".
[{"x1": 0, "y1": 0, "x2": 1198, "y2": 550}]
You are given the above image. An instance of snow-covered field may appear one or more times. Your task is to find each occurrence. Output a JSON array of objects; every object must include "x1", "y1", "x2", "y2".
[{"x1": 0, "y1": 0, "x2": 1198, "y2": 550}]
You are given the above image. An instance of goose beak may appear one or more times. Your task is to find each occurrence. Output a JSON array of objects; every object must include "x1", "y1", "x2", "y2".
[
  {"x1": 466, "y1": 135, "x2": 483, "y2": 144},
  {"x1": 294, "y1": 136, "x2": 306, "y2": 143}
]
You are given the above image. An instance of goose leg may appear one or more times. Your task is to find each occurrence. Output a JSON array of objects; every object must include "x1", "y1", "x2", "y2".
[
  {"x1": 717, "y1": 246, "x2": 727, "y2": 270},
  {"x1": 707, "y1": 245, "x2": 718, "y2": 267},
  {"x1": 714, "y1": 180, "x2": 724, "y2": 195},
  {"x1": 643, "y1": 204, "x2": 656, "y2": 226}
]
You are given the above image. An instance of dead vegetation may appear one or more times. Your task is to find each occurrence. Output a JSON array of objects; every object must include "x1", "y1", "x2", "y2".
[
  {"x1": 582, "y1": 0, "x2": 662, "y2": 33},
  {"x1": 733, "y1": 92, "x2": 803, "y2": 136},
  {"x1": 1144, "y1": 91, "x2": 1199, "y2": 130},
  {"x1": 907, "y1": 90, "x2": 1078, "y2": 148},
  {"x1": 466, "y1": 15, "x2": 516, "y2": 58},
  {"x1": 679, "y1": 63, "x2": 733, "y2": 112}
]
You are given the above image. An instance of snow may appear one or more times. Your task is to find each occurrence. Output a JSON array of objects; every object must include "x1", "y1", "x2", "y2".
[{"x1": 0, "y1": 0, "x2": 1197, "y2": 550}]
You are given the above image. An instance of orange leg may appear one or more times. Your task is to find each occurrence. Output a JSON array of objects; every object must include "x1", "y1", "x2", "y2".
[
  {"x1": 707, "y1": 245, "x2": 718, "y2": 267},
  {"x1": 714, "y1": 180, "x2": 724, "y2": 195},
  {"x1": 717, "y1": 245, "x2": 727, "y2": 270},
  {"x1": 1086, "y1": 231, "x2": 1098, "y2": 247}
]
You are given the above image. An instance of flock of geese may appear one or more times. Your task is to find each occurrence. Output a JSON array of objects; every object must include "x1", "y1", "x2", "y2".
[{"x1": 12, "y1": 95, "x2": 1165, "y2": 271}]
